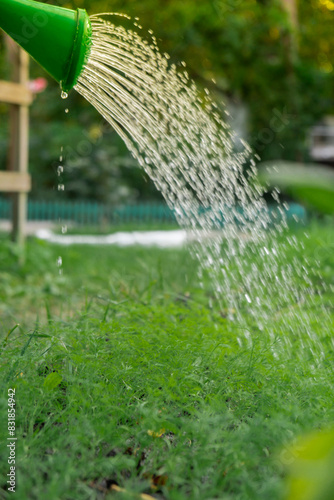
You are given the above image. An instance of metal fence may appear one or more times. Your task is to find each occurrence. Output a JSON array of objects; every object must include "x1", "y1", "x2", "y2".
[{"x1": 0, "y1": 198, "x2": 177, "y2": 225}]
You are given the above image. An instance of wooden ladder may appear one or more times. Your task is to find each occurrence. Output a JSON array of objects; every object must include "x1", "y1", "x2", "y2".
[{"x1": 0, "y1": 36, "x2": 32, "y2": 246}]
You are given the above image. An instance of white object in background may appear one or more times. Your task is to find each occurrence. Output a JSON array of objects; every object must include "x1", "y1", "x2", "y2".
[{"x1": 36, "y1": 229, "x2": 189, "y2": 248}]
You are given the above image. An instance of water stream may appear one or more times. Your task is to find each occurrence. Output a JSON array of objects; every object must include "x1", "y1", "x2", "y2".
[{"x1": 75, "y1": 14, "x2": 331, "y2": 359}]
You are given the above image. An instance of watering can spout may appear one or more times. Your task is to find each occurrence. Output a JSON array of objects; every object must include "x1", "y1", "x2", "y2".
[{"x1": 0, "y1": 0, "x2": 92, "y2": 92}]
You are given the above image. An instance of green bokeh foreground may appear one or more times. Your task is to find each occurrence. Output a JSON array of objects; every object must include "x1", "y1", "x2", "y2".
[{"x1": 0, "y1": 222, "x2": 334, "y2": 500}]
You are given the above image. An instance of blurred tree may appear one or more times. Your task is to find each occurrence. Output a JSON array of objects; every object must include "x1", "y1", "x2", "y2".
[{"x1": 281, "y1": 0, "x2": 298, "y2": 28}]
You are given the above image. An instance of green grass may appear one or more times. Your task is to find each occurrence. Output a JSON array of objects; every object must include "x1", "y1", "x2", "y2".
[{"x1": 0, "y1": 222, "x2": 334, "y2": 500}]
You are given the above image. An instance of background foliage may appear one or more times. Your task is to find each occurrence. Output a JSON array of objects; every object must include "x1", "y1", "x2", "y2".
[{"x1": 0, "y1": 0, "x2": 333, "y2": 202}]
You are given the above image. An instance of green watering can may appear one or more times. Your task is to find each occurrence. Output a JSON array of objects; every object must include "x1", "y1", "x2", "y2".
[{"x1": 0, "y1": 0, "x2": 92, "y2": 92}]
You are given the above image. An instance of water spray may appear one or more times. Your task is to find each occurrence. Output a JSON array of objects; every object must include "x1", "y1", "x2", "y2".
[
  {"x1": 0, "y1": 0, "x2": 92, "y2": 92},
  {"x1": 1, "y1": 0, "x2": 330, "y2": 362}
]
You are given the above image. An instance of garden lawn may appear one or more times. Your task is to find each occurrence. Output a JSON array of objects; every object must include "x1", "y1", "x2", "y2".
[{"x1": 0, "y1": 222, "x2": 334, "y2": 500}]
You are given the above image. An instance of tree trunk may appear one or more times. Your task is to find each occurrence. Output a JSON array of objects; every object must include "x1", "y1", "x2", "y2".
[{"x1": 281, "y1": 0, "x2": 298, "y2": 29}]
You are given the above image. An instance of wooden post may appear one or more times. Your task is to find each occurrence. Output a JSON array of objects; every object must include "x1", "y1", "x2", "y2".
[
  {"x1": 5, "y1": 36, "x2": 31, "y2": 246},
  {"x1": 0, "y1": 35, "x2": 32, "y2": 250}
]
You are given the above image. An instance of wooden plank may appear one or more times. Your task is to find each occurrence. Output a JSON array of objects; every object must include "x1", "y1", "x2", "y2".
[
  {"x1": 0, "y1": 80, "x2": 33, "y2": 106},
  {"x1": 0, "y1": 172, "x2": 31, "y2": 193}
]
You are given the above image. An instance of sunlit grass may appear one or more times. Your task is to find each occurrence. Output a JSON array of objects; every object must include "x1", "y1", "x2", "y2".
[{"x1": 0, "y1": 222, "x2": 333, "y2": 499}]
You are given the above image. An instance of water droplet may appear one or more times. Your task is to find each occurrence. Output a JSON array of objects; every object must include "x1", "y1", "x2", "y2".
[
  {"x1": 69, "y1": 15, "x2": 331, "y2": 364},
  {"x1": 57, "y1": 256, "x2": 62, "y2": 267},
  {"x1": 57, "y1": 165, "x2": 63, "y2": 176},
  {"x1": 65, "y1": 108, "x2": 69, "y2": 114},
  {"x1": 58, "y1": 184, "x2": 65, "y2": 191},
  {"x1": 61, "y1": 91, "x2": 68, "y2": 99},
  {"x1": 245, "y1": 294, "x2": 252, "y2": 304}
]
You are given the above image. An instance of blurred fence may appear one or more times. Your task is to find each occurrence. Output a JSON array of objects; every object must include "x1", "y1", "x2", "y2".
[
  {"x1": 0, "y1": 197, "x2": 307, "y2": 227},
  {"x1": 0, "y1": 198, "x2": 177, "y2": 225}
]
